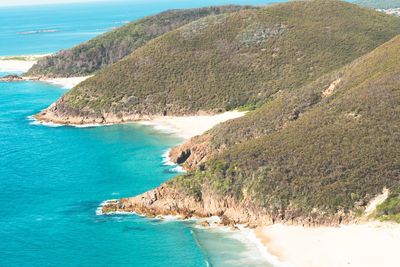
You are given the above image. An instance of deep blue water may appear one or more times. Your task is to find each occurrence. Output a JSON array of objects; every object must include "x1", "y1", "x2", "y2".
[
  {"x1": 0, "y1": 1, "x2": 283, "y2": 266},
  {"x1": 0, "y1": 0, "x2": 287, "y2": 56}
]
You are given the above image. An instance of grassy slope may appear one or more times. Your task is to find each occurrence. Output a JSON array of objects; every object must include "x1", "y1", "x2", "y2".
[
  {"x1": 25, "y1": 6, "x2": 251, "y2": 77},
  {"x1": 48, "y1": 0, "x2": 400, "y2": 120},
  {"x1": 170, "y1": 36, "x2": 400, "y2": 218},
  {"x1": 355, "y1": 0, "x2": 400, "y2": 9}
]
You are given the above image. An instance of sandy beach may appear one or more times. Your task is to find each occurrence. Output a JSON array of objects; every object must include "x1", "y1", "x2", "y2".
[
  {"x1": 2, "y1": 54, "x2": 243, "y2": 133},
  {"x1": 0, "y1": 54, "x2": 50, "y2": 72},
  {"x1": 256, "y1": 222, "x2": 400, "y2": 267},
  {"x1": 0, "y1": 55, "x2": 91, "y2": 89},
  {"x1": 138, "y1": 111, "x2": 245, "y2": 139},
  {"x1": 28, "y1": 76, "x2": 91, "y2": 89},
  {"x1": 0, "y1": 59, "x2": 37, "y2": 72}
]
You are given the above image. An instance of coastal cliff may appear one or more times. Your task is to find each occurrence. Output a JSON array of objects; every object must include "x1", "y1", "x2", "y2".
[
  {"x1": 35, "y1": 97, "x2": 153, "y2": 125},
  {"x1": 169, "y1": 134, "x2": 213, "y2": 171},
  {"x1": 102, "y1": 184, "x2": 355, "y2": 227},
  {"x1": 103, "y1": 35, "x2": 400, "y2": 227}
]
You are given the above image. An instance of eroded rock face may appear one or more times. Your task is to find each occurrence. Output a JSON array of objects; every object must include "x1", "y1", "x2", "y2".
[
  {"x1": 34, "y1": 97, "x2": 154, "y2": 125},
  {"x1": 169, "y1": 134, "x2": 214, "y2": 170},
  {"x1": 102, "y1": 184, "x2": 357, "y2": 227}
]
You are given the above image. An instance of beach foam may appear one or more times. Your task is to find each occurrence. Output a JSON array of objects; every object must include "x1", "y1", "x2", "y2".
[
  {"x1": 232, "y1": 226, "x2": 293, "y2": 267},
  {"x1": 27, "y1": 115, "x2": 63, "y2": 127},
  {"x1": 27, "y1": 115, "x2": 114, "y2": 128},
  {"x1": 97, "y1": 203, "x2": 285, "y2": 267},
  {"x1": 191, "y1": 221, "x2": 289, "y2": 267}
]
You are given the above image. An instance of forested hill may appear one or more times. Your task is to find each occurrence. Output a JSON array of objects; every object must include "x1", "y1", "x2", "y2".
[
  {"x1": 25, "y1": 5, "x2": 253, "y2": 77},
  {"x1": 36, "y1": 0, "x2": 400, "y2": 125},
  {"x1": 167, "y1": 35, "x2": 400, "y2": 224}
]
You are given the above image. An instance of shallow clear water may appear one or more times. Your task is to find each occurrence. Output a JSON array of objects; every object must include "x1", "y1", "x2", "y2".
[
  {"x1": 0, "y1": 1, "x2": 283, "y2": 266},
  {"x1": 0, "y1": 80, "x2": 201, "y2": 266},
  {"x1": 0, "y1": 79, "x2": 274, "y2": 267}
]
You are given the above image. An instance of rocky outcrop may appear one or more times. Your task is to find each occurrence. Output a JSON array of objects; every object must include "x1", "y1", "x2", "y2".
[
  {"x1": 102, "y1": 184, "x2": 358, "y2": 227},
  {"x1": 35, "y1": 101, "x2": 151, "y2": 125},
  {"x1": 169, "y1": 134, "x2": 213, "y2": 171},
  {"x1": 35, "y1": 93, "x2": 173, "y2": 125},
  {"x1": 0, "y1": 74, "x2": 23, "y2": 82}
]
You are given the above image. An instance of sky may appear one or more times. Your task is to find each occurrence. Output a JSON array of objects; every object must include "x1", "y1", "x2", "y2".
[{"x1": 0, "y1": 0, "x2": 104, "y2": 6}]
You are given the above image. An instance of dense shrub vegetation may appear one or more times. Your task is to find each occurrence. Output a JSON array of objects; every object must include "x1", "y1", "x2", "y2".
[
  {"x1": 170, "y1": 36, "x2": 400, "y2": 217},
  {"x1": 25, "y1": 6, "x2": 252, "y2": 77},
  {"x1": 49, "y1": 0, "x2": 400, "y2": 120},
  {"x1": 376, "y1": 188, "x2": 400, "y2": 223},
  {"x1": 34, "y1": 0, "x2": 400, "y2": 221}
]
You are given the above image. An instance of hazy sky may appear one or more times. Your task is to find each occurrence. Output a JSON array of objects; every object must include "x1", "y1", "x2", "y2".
[{"x1": 0, "y1": 0, "x2": 104, "y2": 6}]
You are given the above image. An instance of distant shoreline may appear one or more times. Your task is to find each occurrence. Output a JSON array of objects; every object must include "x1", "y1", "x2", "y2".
[
  {"x1": 0, "y1": 54, "x2": 52, "y2": 72},
  {"x1": 0, "y1": 55, "x2": 40, "y2": 72},
  {"x1": 26, "y1": 76, "x2": 91, "y2": 89},
  {"x1": 32, "y1": 110, "x2": 245, "y2": 140},
  {"x1": 0, "y1": 55, "x2": 92, "y2": 88},
  {"x1": 0, "y1": 56, "x2": 245, "y2": 140},
  {"x1": 1, "y1": 54, "x2": 243, "y2": 140}
]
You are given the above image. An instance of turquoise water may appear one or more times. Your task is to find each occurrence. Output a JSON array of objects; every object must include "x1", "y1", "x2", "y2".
[
  {"x1": 0, "y1": 1, "x2": 282, "y2": 266},
  {"x1": 0, "y1": 80, "x2": 274, "y2": 266}
]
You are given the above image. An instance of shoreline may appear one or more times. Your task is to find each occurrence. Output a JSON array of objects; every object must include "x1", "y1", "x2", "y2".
[
  {"x1": 0, "y1": 54, "x2": 49, "y2": 72},
  {"x1": 0, "y1": 75, "x2": 91, "y2": 89},
  {"x1": 0, "y1": 59, "x2": 37, "y2": 72},
  {"x1": 137, "y1": 111, "x2": 245, "y2": 139},
  {"x1": 0, "y1": 54, "x2": 90, "y2": 89},
  {"x1": 98, "y1": 200, "x2": 288, "y2": 266},
  {"x1": 33, "y1": 109, "x2": 245, "y2": 140},
  {"x1": 26, "y1": 76, "x2": 92, "y2": 89}
]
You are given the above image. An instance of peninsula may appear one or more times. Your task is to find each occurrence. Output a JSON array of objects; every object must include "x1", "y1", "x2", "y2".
[{"x1": 12, "y1": 1, "x2": 400, "y2": 266}]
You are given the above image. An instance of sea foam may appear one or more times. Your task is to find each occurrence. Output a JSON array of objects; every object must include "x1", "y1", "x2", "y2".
[
  {"x1": 27, "y1": 115, "x2": 113, "y2": 128},
  {"x1": 161, "y1": 149, "x2": 186, "y2": 173},
  {"x1": 27, "y1": 115, "x2": 63, "y2": 127}
]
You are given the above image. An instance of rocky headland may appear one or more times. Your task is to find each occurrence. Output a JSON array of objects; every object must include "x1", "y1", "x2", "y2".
[
  {"x1": 0, "y1": 74, "x2": 23, "y2": 82},
  {"x1": 101, "y1": 184, "x2": 358, "y2": 227}
]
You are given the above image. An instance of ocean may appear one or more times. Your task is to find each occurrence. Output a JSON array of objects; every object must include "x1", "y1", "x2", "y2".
[
  {"x1": 0, "y1": 0, "x2": 286, "y2": 56},
  {"x1": 0, "y1": 1, "x2": 285, "y2": 266}
]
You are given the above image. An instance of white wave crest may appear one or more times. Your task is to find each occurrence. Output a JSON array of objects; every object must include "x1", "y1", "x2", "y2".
[
  {"x1": 161, "y1": 149, "x2": 186, "y2": 173},
  {"x1": 27, "y1": 115, "x2": 113, "y2": 128},
  {"x1": 27, "y1": 115, "x2": 63, "y2": 127},
  {"x1": 229, "y1": 226, "x2": 293, "y2": 267}
]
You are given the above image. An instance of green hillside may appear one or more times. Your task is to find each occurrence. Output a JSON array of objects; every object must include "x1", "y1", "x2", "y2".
[
  {"x1": 355, "y1": 0, "x2": 400, "y2": 9},
  {"x1": 25, "y1": 6, "x2": 251, "y2": 77},
  {"x1": 376, "y1": 188, "x2": 400, "y2": 223},
  {"x1": 40, "y1": 0, "x2": 400, "y2": 124},
  {"x1": 170, "y1": 35, "x2": 400, "y2": 220}
]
